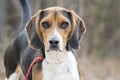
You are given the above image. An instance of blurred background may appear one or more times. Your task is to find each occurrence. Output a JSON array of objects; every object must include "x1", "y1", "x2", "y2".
[{"x1": 0, "y1": 0, "x2": 120, "y2": 80}]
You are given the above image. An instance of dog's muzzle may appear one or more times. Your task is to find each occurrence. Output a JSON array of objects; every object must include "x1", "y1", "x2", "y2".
[
  {"x1": 49, "y1": 36, "x2": 60, "y2": 51},
  {"x1": 47, "y1": 32, "x2": 63, "y2": 51}
]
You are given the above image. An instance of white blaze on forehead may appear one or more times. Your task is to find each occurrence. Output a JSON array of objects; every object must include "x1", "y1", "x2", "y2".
[
  {"x1": 52, "y1": 28, "x2": 61, "y2": 37},
  {"x1": 54, "y1": 29, "x2": 63, "y2": 50}
]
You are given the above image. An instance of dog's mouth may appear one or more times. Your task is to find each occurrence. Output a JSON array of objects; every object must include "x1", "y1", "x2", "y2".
[
  {"x1": 47, "y1": 46, "x2": 62, "y2": 52},
  {"x1": 46, "y1": 41, "x2": 63, "y2": 52}
]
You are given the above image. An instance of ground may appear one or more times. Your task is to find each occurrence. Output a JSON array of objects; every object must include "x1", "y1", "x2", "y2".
[{"x1": 0, "y1": 55, "x2": 120, "y2": 80}]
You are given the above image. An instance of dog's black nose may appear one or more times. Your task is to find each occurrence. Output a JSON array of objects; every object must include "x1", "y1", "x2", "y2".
[{"x1": 49, "y1": 40, "x2": 59, "y2": 48}]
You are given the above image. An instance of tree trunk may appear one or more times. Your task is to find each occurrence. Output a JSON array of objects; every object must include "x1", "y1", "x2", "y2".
[
  {"x1": 41, "y1": 0, "x2": 47, "y2": 9},
  {"x1": 0, "y1": 0, "x2": 6, "y2": 42},
  {"x1": 56, "y1": 0, "x2": 63, "y2": 6}
]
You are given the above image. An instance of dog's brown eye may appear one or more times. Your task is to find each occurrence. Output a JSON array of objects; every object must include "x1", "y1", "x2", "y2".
[
  {"x1": 42, "y1": 22, "x2": 49, "y2": 29},
  {"x1": 61, "y1": 22, "x2": 69, "y2": 29}
]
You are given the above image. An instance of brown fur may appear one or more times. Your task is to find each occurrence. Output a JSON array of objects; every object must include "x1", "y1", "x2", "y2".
[
  {"x1": 32, "y1": 63, "x2": 43, "y2": 80},
  {"x1": 26, "y1": 7, "x2": 86, "y2": 50},
  {"x1": 25, "y1": 7, "x2": 86, "y2": 80},
  {"x1": 4, "y1": 6, "x2": 86, "y2": 80}
]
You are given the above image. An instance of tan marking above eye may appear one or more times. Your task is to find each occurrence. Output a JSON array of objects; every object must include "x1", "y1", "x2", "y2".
[
  {"x1": 36, "y1": 10, "x2": 75, "y2": 50},
  {"x1": 55, "y1": 13, "x2": 71, "y2": 29}
]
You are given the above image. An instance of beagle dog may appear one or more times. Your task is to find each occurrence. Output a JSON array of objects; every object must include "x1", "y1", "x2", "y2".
[{"x1": 4, "y1": 0, "x2": 86, "y2": 80}]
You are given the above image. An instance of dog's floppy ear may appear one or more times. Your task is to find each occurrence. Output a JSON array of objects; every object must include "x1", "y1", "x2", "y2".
[
  {"x1": 25, "y1": 11, "x2": 44, "y2": 49},
  {"x1": 69, "y1": 11, "x2": 86, "y2": 49}
]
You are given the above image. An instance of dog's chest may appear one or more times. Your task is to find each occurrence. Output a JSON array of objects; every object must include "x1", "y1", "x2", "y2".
[{"x1": 42, "y1": 51, "x2": 79, "y2": 80}]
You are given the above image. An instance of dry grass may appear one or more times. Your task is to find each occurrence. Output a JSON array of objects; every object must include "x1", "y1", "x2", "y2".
[
  {"x1": 0, "y1": 59, "x2": 5, "y2": 80},
  {"x1": 0, "y1": 56, "x2": 120, "y2": 80},
  {"x1": 79, "y1": 56, "x2": 120, "y2": 80}
]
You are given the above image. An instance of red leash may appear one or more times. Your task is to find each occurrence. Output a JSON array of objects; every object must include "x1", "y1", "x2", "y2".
[{"x1": 24, "y1": 56, "x2": 44, "y2": 80}]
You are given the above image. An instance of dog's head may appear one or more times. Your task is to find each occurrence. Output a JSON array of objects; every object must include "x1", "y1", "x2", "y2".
[{"x1": 25, "y1": 6, "x2": 86, "y2": 52}]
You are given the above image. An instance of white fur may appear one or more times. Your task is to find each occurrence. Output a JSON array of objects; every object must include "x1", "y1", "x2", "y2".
[
  {"x1": 42, "y1": 51, "x2": 80, "y2": 80},
  {"x1": 5, "y1": 72, "x2": 20, "y2": 80}
]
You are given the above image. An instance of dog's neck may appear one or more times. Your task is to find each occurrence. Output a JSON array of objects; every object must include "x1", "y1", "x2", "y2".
[
  {"x1": 44, "y1": 50, "x2": 69, "y2": 64},
  {"x1": 42, "y1": 50, "x2": 80, "y2": 80}
]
